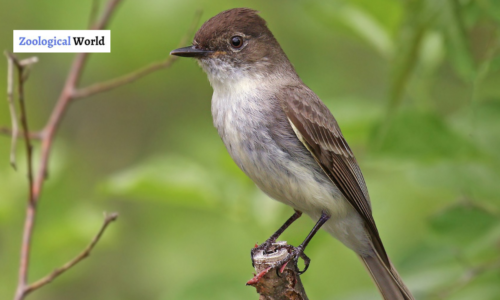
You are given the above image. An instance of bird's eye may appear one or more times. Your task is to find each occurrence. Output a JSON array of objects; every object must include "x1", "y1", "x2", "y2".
[{"x1": 230, "y1": 36, "x2": 243, "y2": 49}]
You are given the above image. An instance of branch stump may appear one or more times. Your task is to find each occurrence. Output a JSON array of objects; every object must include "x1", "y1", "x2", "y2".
[{"x1": 247, "y1": 241, "x2": 309, "y2": 300}]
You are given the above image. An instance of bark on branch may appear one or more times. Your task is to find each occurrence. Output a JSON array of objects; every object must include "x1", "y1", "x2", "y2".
[
  {"x1": 3, "y1": 1, "x2": 201, "y2": 300},
  {"x1": 23, "y1": 213, "x2": 118, "y2": 296},
  {"x1": 247, "y1": 242, "x2": 309, "y2": 300}
]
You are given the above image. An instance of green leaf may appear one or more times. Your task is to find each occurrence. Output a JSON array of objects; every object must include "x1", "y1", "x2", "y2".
[
  {"x1": 454, "y1": 98, "x2": 500, "y2": 160},
  {"x1": 101, "y1": 155, "x2": 221, "y2": 209},
  {"x1": 386, "y1": 0, "x2": 432, "y2": 113},
  {"x1": 429, "y1": 203, "x2": 499, "y2": 245},
  {"x1": 304, "y1": 1, "x2": 396, "y2": 57},
  {"x1": 437, "y1": 0, "x2": 476, "y2": 80},
  {"x1": 372, "y1": 111, "x2": 479, "y2": 161},
  {"x1": 411, "y1": 162, "x2": 500, "y2": 204}
]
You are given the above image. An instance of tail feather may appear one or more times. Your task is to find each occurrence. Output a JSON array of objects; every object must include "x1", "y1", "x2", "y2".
[{"x1": 359, "y1": 254, "x2": 414, "y2": 300}]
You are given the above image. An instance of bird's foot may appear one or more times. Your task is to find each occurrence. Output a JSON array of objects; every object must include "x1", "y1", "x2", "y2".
[
  {"x1": 251, "y1": 241, "x2": 310, "y2": 275},
  {"x1": 273, "y1": 245, "x2": 310, "y2": 276}
]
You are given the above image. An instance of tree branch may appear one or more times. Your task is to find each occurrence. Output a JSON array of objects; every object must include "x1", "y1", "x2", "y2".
[
  {"x1": 14, "y1": 54, "x2": 35, "y2": 205},
  {"x1": 10, "y1": 2, "x2": 123, "y2": 300},
  {"x1": 247, "y1": 242, "x2": 309, "y2": 300},
  {"x1": 23, "y1": 213, "x2": 119, "y2": 296},
  {"x1": 4, "y1": 51, "x2": 19, "y2": 169},
  {"x1": 87, "y1": 0, "x2": 101, "y2": 29},
  {"x1": 3, "y1": 52, "x2": 39, "y2": 300},
  {"x1": 72, "y1": 9, "x2": 202, "y2": 99},
  {"x1": 5, "y1": 1, "x2": 200, "y2": 299},
  {"x1": 0, "y1": 127, "x2": 42, "y2": 140},
  {"x1": 12, "y1": 2, "x2": 123, "y2": 298}
]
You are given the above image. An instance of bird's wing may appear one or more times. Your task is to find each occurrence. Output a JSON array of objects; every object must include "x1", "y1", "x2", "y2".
[{"x1": 277, "y1": 84, "x2": 389, "y2": 265}]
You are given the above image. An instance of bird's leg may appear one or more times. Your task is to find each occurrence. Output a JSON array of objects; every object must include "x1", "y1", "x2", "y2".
[
  {"x1": 251, "y1": 210, "x2": 302, "y2": 264},
  {"x1": 275, "y1": 211, "x2": 330, "y2": 275}
]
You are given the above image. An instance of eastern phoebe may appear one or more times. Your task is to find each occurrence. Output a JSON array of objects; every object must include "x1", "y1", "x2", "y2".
[{"x1": 171, "y1": 8, "x2": 414, "y2": 300}]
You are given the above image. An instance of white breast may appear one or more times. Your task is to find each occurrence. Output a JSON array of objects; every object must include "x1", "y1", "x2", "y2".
[
  {"x1": 208, "y1": 70, "x2": 371, "y2": 256},
  {"x1": 210, "y1": 76, "x2": 341, "y2": 213}
]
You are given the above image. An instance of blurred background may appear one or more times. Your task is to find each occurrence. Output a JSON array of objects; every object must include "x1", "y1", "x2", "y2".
[{"x1": 1, "y1": 0, "x2": 500, "y2": 299}]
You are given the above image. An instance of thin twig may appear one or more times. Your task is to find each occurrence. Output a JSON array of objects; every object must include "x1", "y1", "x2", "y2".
[
  {"x1": 23, "y1": 213, "x2": 119, "y2": 296},
  {"x1": 72, "y1": 57, "x2": 176, "y2": 99},
  {"x1": 4, "y1": 51, "x2": 18, "y2": 169},
  {"x1": 0, "y1": 127, "x2": 42, "y2": 140},
  {"x1": 18, "y1": 57, "x2": 39, "y2": 67},
  {"x1": 19, "y1": 57, "x2": 38, "y2": 83},
  {"x1": 35, "y1": 0, "x2": 123, "y2": 190},
  {"x1": 91, "y1": 0, "x2": 122, "y2": 30},
  {"x1": 72, "y1": 9, "x2": 202, "y2": 99},
  {"x1": 13, "y1": 2, "x2": 123, "y2": 300},
  {"x1": 8, "y1": 2, "x2": 200, "y2": 299},
  {"x1": 17, "y1": 63, "x2": 35, "y2": 204},
  {"x1": 5, "y1": 51, "x2": 38, "y2": 300},
  {"x1": 88, "y1": 0, "x2": 101, "y2": 29}
]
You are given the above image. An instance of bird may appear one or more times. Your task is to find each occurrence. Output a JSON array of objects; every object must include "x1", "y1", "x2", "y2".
[{"x1": 170, "y1": 8, "x2": 414, "y2": 300}]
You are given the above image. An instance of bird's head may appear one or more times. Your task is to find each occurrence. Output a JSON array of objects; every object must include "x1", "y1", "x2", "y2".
[{"x1": 171, "y1": 8, "x2": 294, "y2": 84}]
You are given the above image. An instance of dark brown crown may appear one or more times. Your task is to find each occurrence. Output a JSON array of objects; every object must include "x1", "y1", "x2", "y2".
[{"x1": 193, "y1": 8, "x2": 273, "y2": 50}]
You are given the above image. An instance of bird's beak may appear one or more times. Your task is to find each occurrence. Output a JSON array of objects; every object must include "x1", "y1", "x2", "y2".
[{"x1": 170, "y1": 46, "x2": 213, "y2": 57}]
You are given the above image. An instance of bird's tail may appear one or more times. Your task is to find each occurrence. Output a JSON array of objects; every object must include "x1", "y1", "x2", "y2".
[{"x1": 359, "y1": 253, "x2": 414, "y2": 300}]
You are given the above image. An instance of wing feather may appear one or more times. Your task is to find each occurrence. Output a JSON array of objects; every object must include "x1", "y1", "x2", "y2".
[{"x1": 278, "y1": 85, "x2": 389, "y2": 265}]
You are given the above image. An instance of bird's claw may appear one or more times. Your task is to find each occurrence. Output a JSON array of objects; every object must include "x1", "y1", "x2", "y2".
[
  {"x1": 251, "y1": 241, "x2": 311, "y2": 276},
  {"x1": 274, "y1": 245, "x2": 310, "y2": 277}
]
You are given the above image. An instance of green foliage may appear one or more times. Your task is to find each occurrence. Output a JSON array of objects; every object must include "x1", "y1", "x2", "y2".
[
  {"x1": 102, "y1": 155, "x2": 222, "y2": 208},
  {"x1": 374, "y1": 111, "x2": 479, "y2": 161},
  {"x1": 429, "y1": 203, "x2": 498, "y2": 246}
]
